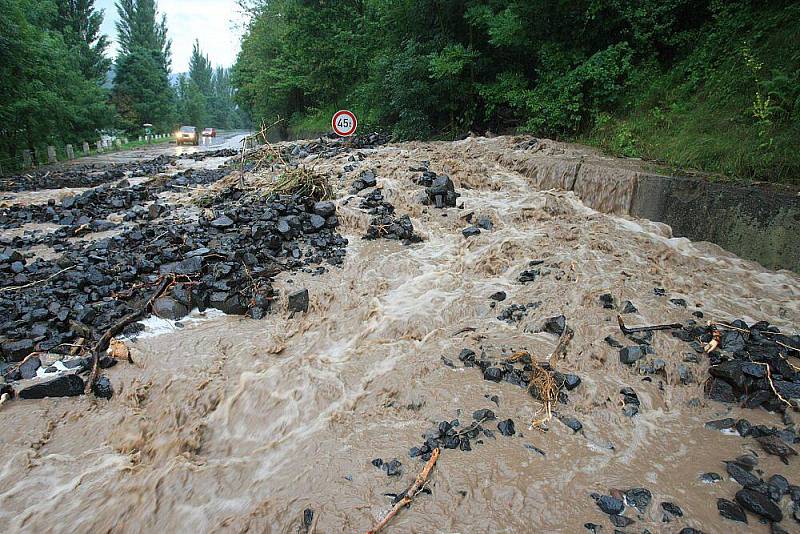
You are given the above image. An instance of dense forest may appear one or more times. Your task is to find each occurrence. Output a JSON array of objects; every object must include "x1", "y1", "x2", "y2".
[
  {"x1": 0, "y1": 0, "x2": 247, "y2": 169},
  {"x1": 234, "y1": 0, "x2": 800, "y2": 184}
]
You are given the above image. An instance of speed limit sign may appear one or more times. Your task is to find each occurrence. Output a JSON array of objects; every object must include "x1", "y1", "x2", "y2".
[{"x1": 332, "y1": 110, "x2": 357, "y2": 137}]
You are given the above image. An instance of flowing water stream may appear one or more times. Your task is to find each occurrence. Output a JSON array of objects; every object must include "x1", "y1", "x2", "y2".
[{"x1": 0, "y1": 136, "x2": 798, "y2": 533}]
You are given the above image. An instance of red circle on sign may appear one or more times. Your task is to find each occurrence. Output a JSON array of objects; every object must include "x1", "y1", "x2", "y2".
[{"x1": 332, "y1": 110, "x2": 357, "y2": 137}]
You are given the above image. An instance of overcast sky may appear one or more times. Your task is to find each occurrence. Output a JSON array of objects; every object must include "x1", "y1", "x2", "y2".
[{"x1": 96, "y1": 0, "x2": 248, "y2": 73}]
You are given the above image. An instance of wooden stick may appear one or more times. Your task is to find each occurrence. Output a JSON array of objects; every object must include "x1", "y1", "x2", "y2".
[
  {"x1": 548, "y1": 327, "x2": 574, "y2": 365},
  {"x1": 758, "y1": 362, "x2": 793, "y2": 407},
  {"x1": 84, "y1": 276, "x2": 172, "y2": 394},
  {"x1": 618, "y1": 315, "x2": 682, "y2": 335},
  {"x1": 0, "y1": 266, "x2": 75, "y2": 293},
  {"x1": 367, "y1": 448, "x2": 441, "y2": 534}
]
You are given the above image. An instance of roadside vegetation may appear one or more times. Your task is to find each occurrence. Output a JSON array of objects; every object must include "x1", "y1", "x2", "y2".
[
  {"x1": 233, "y1": 0, "x2": 800, "y2": 184},
  {"x1": 0, "y1": 0, "x2": 247, "y2": 173}
]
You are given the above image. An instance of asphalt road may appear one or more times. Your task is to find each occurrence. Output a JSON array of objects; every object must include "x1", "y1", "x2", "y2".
[{"x1": 70, "y1": 130, "x2": 251, "y2": 166}]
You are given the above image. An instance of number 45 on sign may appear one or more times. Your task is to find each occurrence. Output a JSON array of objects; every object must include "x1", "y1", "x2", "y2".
[{"x1": 332, "y1": 110, "x2": 357, "y2": 137}]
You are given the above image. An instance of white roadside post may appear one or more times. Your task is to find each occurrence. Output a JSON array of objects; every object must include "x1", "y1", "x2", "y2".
[
  {"x1": 65, "y1": 144, "x2": 74, "y2": 160},
  {"x1": 47, "y1": 146, "x2": 57, "y2": 164},
  {"x1": 82, "y1": 142, "x2": 90, "y2": 156}
]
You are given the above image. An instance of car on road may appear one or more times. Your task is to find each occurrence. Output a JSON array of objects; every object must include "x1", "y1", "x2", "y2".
[
  {"x1": 202, "y1": 127, "x2": 217, "y2": 137},
  {"x1": 176, "y1": 126, "x2": 199, "y2": 145}
]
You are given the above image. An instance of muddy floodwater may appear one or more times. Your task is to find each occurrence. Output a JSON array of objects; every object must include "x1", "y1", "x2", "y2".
[{"x1": 1, "y1": 136, "x2": 798, "y2": 533}]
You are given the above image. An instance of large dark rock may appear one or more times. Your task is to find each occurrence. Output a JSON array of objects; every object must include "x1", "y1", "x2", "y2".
[
  {"x1": 210, "y1": 292, "x2": 248, "y2": 315},
  {"x1": 288, "y1": 289, "x2": 309, "y2": 313},
  {"x1": 592, "y1": 493, "x2": 624, "y2": 515},
  {"x1": 707, "y1": 378, "x2": 737, "y2": 403},
  {"x1": 484, "y1": 367, "x2": 503, "y2": 382},
  {"x1": 462, "y1": 226, "x2": 481, "y2": 238},
  {"x1": 313, "y1": 201, "x2": 336, "y2": 218},
  {"x1": 17, "y1": 374, "x2": 85, "y2": 399},
  {"x1": 726, "y1": 462, "x2": 761, "y2": 488},
  {"x1": 425, "y1": 175, "x2": 457, "y2": 208},
  {"x1": 620, "y1": 345, "x2": 646, "y2": 365},
  {"x1": 543, "y1": 315, "x2": 566, "y2": 336},
  {"x1": 497, "y1": 419, "x2": 516, "y2": 436},
  {"x1": 93, "y1": 375, "x2": 113, "y2": 399},
  {"x1": 19, "y1": 356, "x2": 41, "y2": 379},
  {"x1": 152, "y1": 296, "x2": 189, "y2": 320},
  {"x1": 308, "y1": 214, "x2": 326, "y2": 231},
  {"x1": 735, "y1": 488, "x2": 782, "y2": 522},
  {"x1": 1, "y1": 339, "x2": 35, "y2": 362},
  {"x1": 557, "y1": 414, "x2": 583, "y2": 432},
  {"x1": 210, "y1": 215, "x2": 234, "y2": 228},
  {"x1": 709, "y1": 360, "x2": 748, "y2": 389}
]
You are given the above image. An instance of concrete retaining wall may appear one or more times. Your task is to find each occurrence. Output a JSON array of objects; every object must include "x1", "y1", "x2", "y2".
[
  {"x1": 502, "y1": 144, "x2": 800, "y2": 272},
  {"x1": 631, "y1": 174, "x2": 800, "y2": 272}
]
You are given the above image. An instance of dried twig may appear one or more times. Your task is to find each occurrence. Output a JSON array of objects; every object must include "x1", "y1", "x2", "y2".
[
  {"x1": 367, "y1": 447, "x2": 441, "y2": 534},
  {"x1": 85, "y1": 276, "x2": 172, "y2": 394},
  {"x1": 617, "y1": 315, "x2": 682, "y2": 335},
  {"x1": 453, "y1": 417, "x2": 488, "y2": 438},
  {"x1": 0, "y1": 266, "x2": 75, "y2": 293},
  {"x1": 758, "y1": 362, "x2": 793, "y2": 407},
  {"x1": 704, "y1": 329, "x2": 721, "y2": 353},
  {"x1": 548, "y1": 327, "x2": 574, "y2": 365},
  {"x1": 264, "y1": 167, "x2": 333, "y2": 201},
  {"x1": 528, "y1": 363, "x2": 558, "y2": 430}
]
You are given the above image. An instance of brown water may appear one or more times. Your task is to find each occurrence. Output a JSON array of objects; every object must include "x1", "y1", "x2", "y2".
[{"x1": 1, "y1": 136, "x2": 798, "y2": 533}]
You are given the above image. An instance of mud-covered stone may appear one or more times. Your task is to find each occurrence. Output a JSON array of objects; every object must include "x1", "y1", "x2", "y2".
[
  {"x1": 288, "y1": 289, "x2": 309, "y2": 313},
  {"x1": 17, "y1": 374, "x2": 85, "y2": 399},
  {"x1": 497, "y1": 419, "x2": 515, "y2": 436},
  {"x1": 592, "y1": 493, "x2": 624, "y2": 515},
  {"x1": 735, "y1": 488, "x2": 782, "y2": 522}
]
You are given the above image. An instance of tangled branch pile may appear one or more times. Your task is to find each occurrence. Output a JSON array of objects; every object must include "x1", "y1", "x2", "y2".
[{"x1": 263, "y1": 167, "x2": 334, "y2": 201}]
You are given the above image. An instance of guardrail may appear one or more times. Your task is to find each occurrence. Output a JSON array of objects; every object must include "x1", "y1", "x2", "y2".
[{"x1": 0, "y1": 134, "x2": 174, "y2": 176}]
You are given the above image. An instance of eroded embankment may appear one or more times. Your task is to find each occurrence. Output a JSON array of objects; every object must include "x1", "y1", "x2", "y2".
[{"x1": 0, "y1": 135, "x2": 798, "y2": 533}]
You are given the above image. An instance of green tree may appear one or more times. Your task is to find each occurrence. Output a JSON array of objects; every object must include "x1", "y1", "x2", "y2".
[
  {"x1": 189, "y1": 40, "x2": 213, "y2": 96},
  {"x1": 115, "y1": 0, "x2": 171, "y2": 70},
  {"x1": 54, "y1": 0, "x2": 111, "y2": 81},
  {"x1": 0, "y1": 0, "x2": 111, "y2": 163},
  {"x1": 112, "y1": 0, "x2": 174, "y2": 133},
  {"x1": 175, "y1": 74, "x2": 206, "y2": 127}
]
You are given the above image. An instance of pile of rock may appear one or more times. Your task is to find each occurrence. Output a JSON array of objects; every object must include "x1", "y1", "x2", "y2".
[
  {"x1": 407, "y1": 410, "x2": 517, "y2": 461},
  {"x1": 183, "y1": 148, "x2": 239, "y2": 160},
  {"x1": 670, "y1": 319, "x2": 799, "y2": 411},
  {"x1": 348, "y1": 170, "x2": 420, "y2": 243},
  {"x1": 457, "y1": 342, "x2": 581, "y2": 404},
  {"x1": 711, "y1": 453, "x2": 798, "y2": 528},
  {"x1": 0, "y1": 182, "x2": 158, "y2": 230},
  {"x1": 163, "y1": 167, "x2": 231, "y2": 189},
  {"x1": 0, "y1": 189, "x2": 349, "y2": 396},
  {"x1": 363, "y1": 213, "x2": 418, "y2": 242},
  {"x1": 423, "y1": 174, "x2": 459, "y2": 208},
  {"x1": 0, "y1": 155, "x2": 174, "y2": 192},
  {"x1": 350, "y1": 169, "x2": 378, "y2": 195},
  {"x1": 496, "y1": 302, "x2": 540, "y2": 323}
]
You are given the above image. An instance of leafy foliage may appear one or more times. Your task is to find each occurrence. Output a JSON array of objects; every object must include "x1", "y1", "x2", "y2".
[
  {"x1": 112, "y1": 0, "x2": 174, "y2": 133},
  {"x1": 234, "y1": 0, "x2": 800, "y2": 183},
  {"x1": 0, "y1": 0, "x2": 112, "y2": 164},
  {"x1": 174, "y1": 41, "x2": 248, "y2": 129}
]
